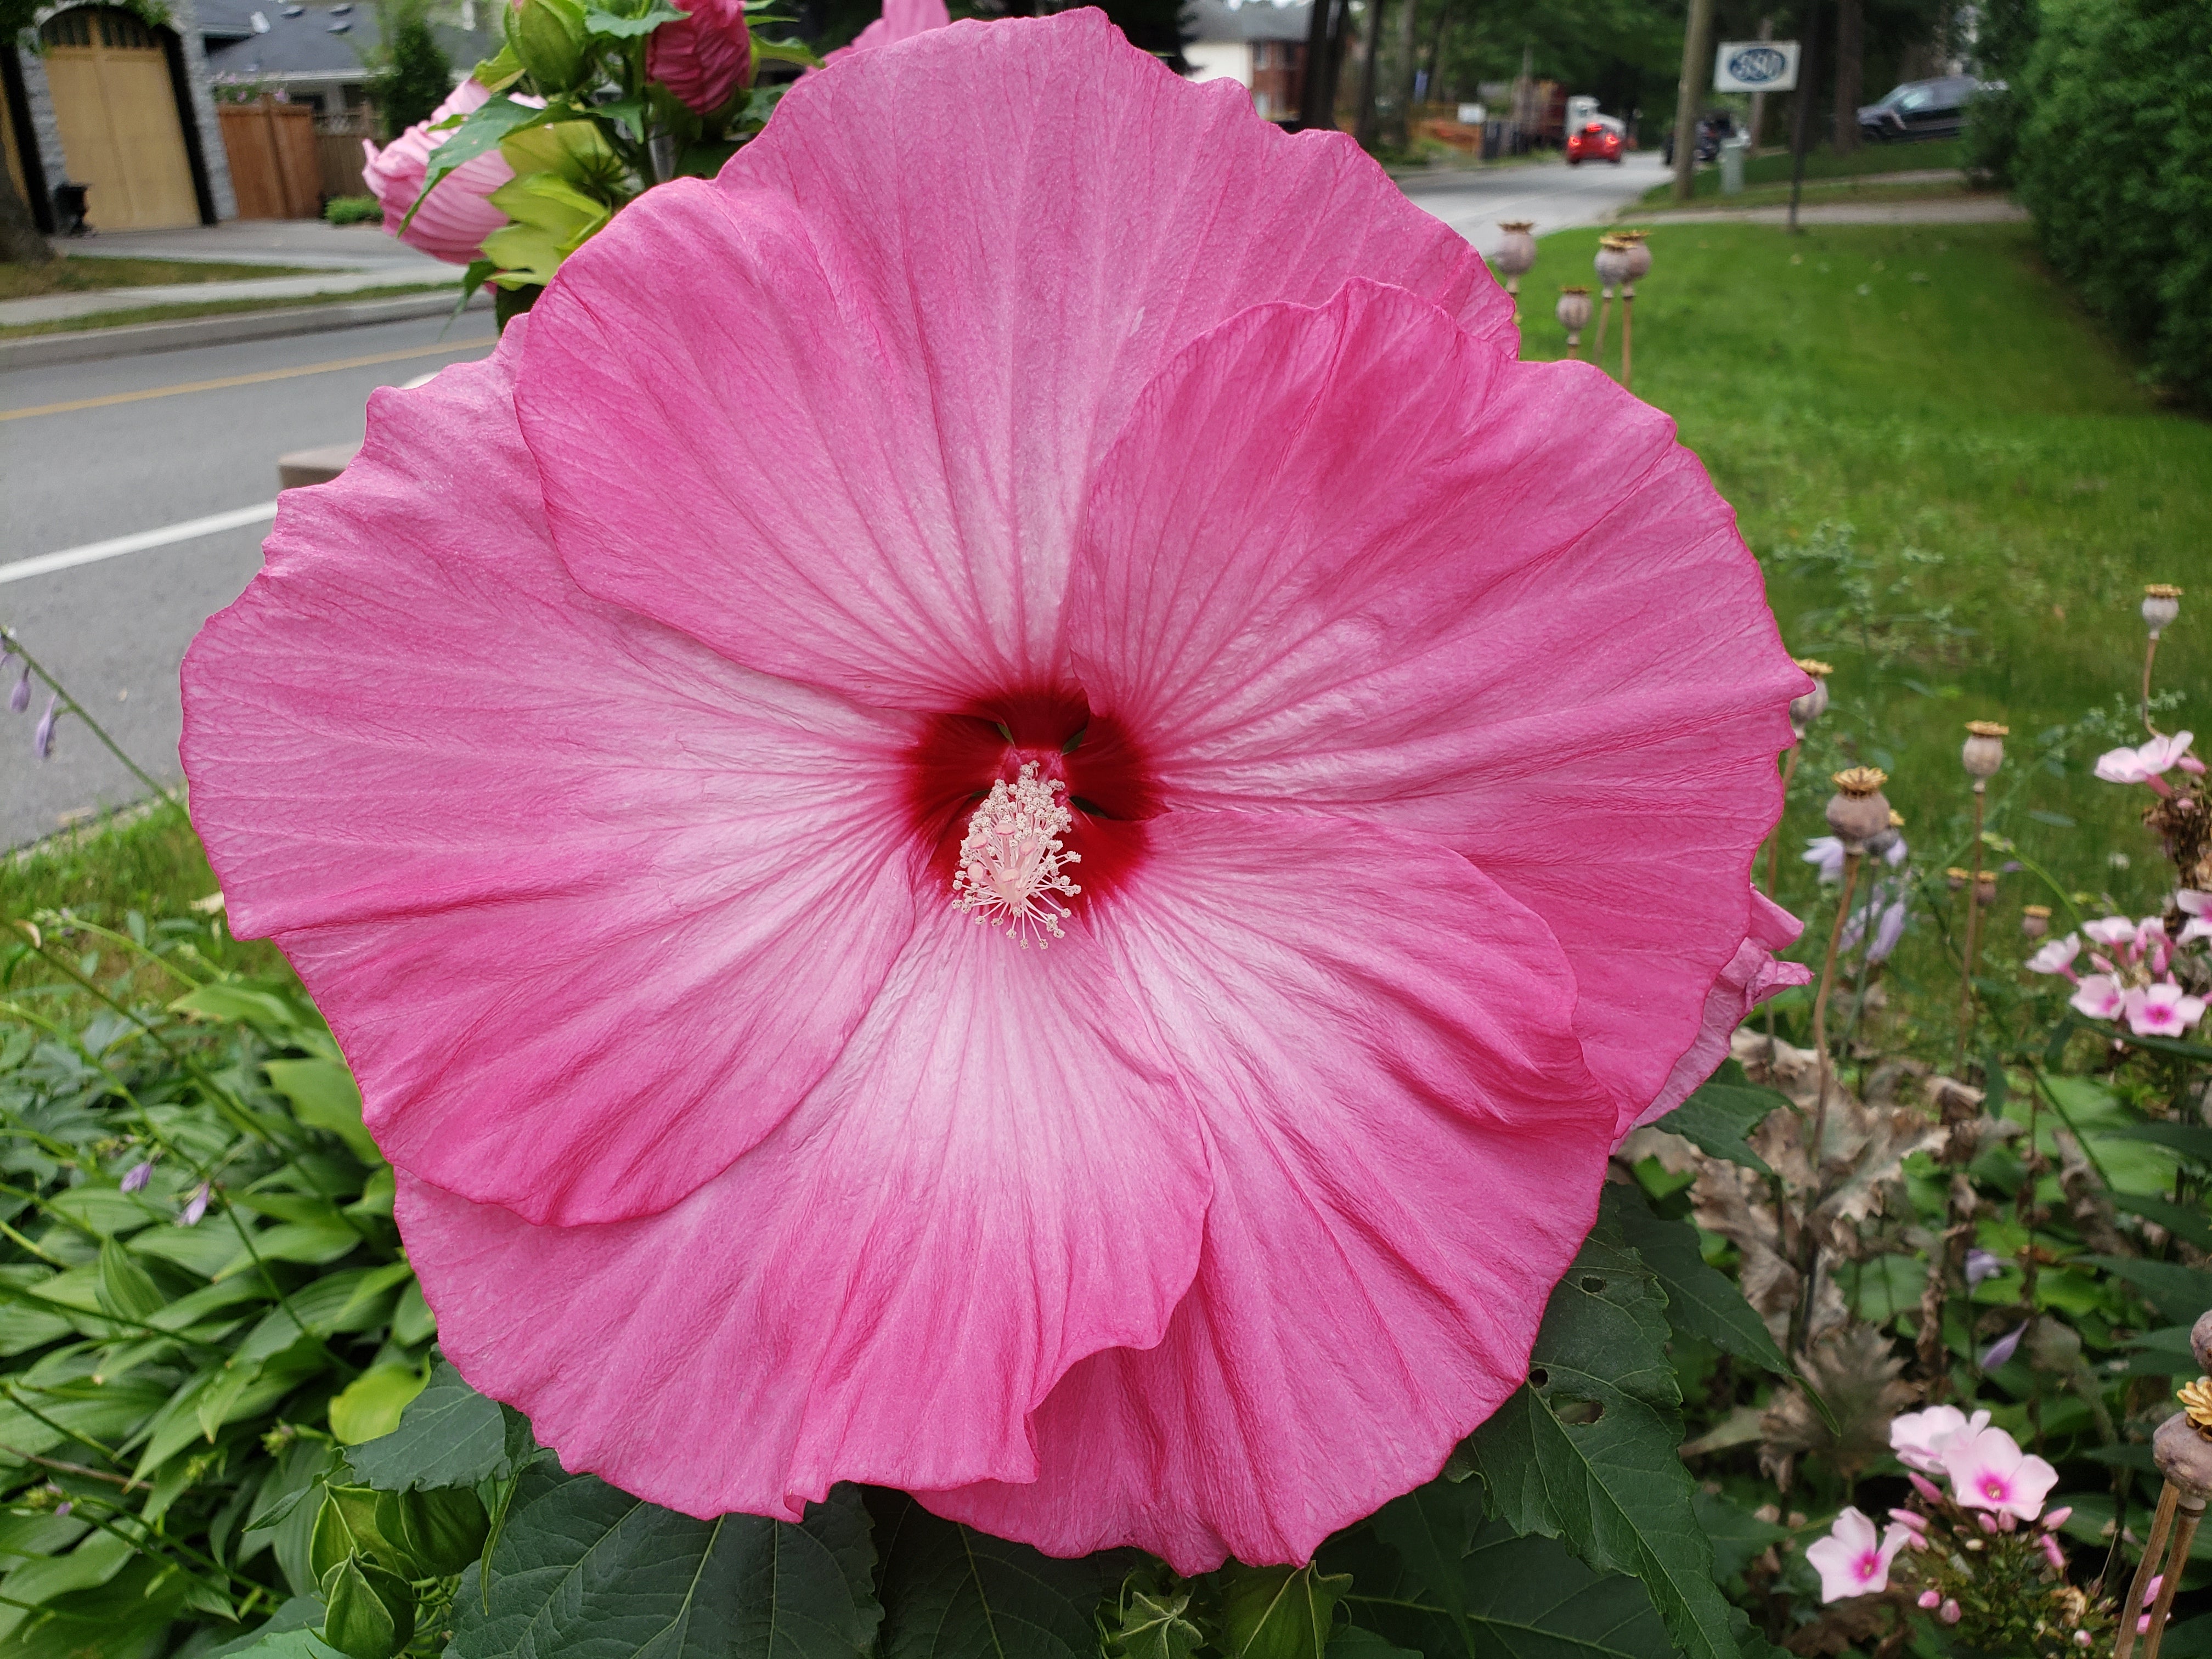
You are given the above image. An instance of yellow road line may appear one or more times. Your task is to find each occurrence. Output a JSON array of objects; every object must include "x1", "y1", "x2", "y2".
[{"x1": 0, "y1": 337, "x2": 494, "y2": 422}]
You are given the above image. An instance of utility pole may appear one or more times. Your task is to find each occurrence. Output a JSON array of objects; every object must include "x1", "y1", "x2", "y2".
[
  {"x1": 1355, "y1": 0, "x2": 1387, "y2": 148},
  {"x1": 1393, "y1": 0, "x2": 1421, "y2": 147},
  {"x1": 1745, "y1": 16, "x2": 1774, "y2": 149},
  {"x1": 1787, "y1": 0, "x2": 1822, "y2": 230},
  {"x1": 1669, "y1": 0, "x2": 1716, "y2": 201},
  {"x1": 1296, "y1": 0, "x2": 1341, "y2": 129}
]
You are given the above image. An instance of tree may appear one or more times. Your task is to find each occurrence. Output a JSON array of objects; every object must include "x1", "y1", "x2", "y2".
[
  {"x1": 372, "y1": 6, "x2": 452, "y2": 142},
  {"x1": 1, "y1": 0, "x2": 52, "y2": 262}
]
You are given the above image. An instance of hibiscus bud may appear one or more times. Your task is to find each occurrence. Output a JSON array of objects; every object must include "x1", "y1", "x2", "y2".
[
  {"x1": 9, "y1": 666, "x2": 29, "y2": 714},
  {"x1": 32, "y1": 693, "x2": 57, "y2": 759},
  {"x1": 2143, "y1": 583, "x2": 2182, "y2": 636},
  {"x1": 360, "y1": 81, "x2": 517, "y2": 266},
  {"x1": 1961, "y1": 719, "x2": 2007, "y2": 779},
  {"x1": 648, "y1": 0, "x2": 753, "y2": 115},
  {"x1": 515, "y1": 0, "x2": 589, "y2": 87},
  {"x1": 2022, "y1": 905, "x2": 2051, "y2": 939},
  {"x1": 1917, "y1": 1590, "x2": 1942, "y2": 1610},
  {"x1": 1594, "y1": 237, "x2": 1633, "y2": 289},
  {"x1": 1825, "y1": 768, "x2": 1890, "y2": 848},
  {"x1": 1940, "y1": 1600, "x2": 1961, "y2": 1625},
  {"x1": 1491, "y1": 222, "x2": 1537, "y2": 279},
  {"x1": 1789, "y1": 657, "x2": 1832, "y2": 735}
]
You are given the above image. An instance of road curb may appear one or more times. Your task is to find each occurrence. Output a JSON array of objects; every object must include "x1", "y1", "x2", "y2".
[{"x1": 0, "y1": 289, "x2": 489, "y2": 371}]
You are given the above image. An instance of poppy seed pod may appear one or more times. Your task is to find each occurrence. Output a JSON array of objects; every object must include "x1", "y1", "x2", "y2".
[
  {"x1": 1974, "y1": 870, "x2": 1998, "y2": 905},
  {"x1": 1491, "y1": 222, "x2": 1537, "y2": 279},
  {"x1": 1962, "y1": 719, "x2": 2008, "y2": 778},
  {"x1": 1618, "y1": 232, "x2": 1652, "y2": 282},
  {"x1": 1946, "y1": 867, "x2": 1970, "y2": 891},
  {"x1": 1555, "y1": 286, "x2": 1593, "y2": 332},
  {"x1": 1788, "y1": 657, "x2": 1832, "y2": 736},
  {"x1": 1825, "y1": 767, "x2": 1891, "y2": 848},
  {"x1": 2022, "y1": 905, "x2": 2051, "y2": 939},
  {"x1": 1594, "y1": 238, "x2": 1634, "y2": 288},
  {"x1": 2143, "y1": 584, "x2": 2182, "y2": 636}
]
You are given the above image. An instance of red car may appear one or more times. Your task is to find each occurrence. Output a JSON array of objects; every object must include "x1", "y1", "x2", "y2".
[{"x1": 1566, "y1": 121, "x2": 1623, "y2": 165}]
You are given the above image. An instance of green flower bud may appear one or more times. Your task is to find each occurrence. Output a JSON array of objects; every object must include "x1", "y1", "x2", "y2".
[
  {"x1": 320, "y1": 1555, "x2": 415, "y2": 1659},
  {"x1": 514, "y1": 0, "x2": 588, "y2": 89}
]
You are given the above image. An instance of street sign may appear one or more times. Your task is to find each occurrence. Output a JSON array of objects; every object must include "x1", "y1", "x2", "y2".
[{"x1": 1714, "y1": 40, "x2": 1799, "y2": 91}]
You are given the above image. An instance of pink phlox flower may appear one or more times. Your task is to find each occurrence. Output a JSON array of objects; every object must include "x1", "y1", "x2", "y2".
[
  {"x1": 821, "y1": 0, "x2": 949, "y2": 64},
  {"x1": 2069, "y1": 973, "x2": 2127, "y2": 1020},
  {"x1": 2124, "y1": 980, "x2": 2207, "y2": 1036},
  {"x1": 1806, "y1": 1506, "x2": 1910, "y2": 1602},
  {"x1": 2096, "y1": 731, "x2": 2194, "y2": 792},
  {"x1": 180, "y1": 13, "x2": 1807, "y2": 1574},
  {"x1": 2081, "y1": 916, "x2": 2139, "y2": 948},
  {"x1": 1891, "y1": 1404, "x2": 1990, "y2": 1473},
  {"x1": 2025, "y1": 933, "x2": 2081, "y2": 978},
  {"x1": 648, "y1": 0, "x2": 753, "y2": 114},
  {"x1": 361, "y1": 81, "x2": 525, "y2": 265},
  {"x1": 1942, "y1": 1425, "x2": 2059, "y2": 1520}
]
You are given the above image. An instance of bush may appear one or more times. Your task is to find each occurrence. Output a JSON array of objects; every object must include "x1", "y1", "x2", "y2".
[
  {"x1": 370, "y1": 11, "x2": 452, "y2": 143},
  {"x1": 323, "y1": 195, "x2": 381, "y2": 226},
  {"x1": 2014, "y1": 0, "x2": 2212, "y2": 402}
]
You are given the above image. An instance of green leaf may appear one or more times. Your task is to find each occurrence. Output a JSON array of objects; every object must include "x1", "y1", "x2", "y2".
[
  {"x1": 264, "y1": 1059, "x2": 379, "y2": 1163},
  {"x1": 1108, "y1": 1588, "x2": 1203, "y2": 1659},
  {"x1": 2101, "y1": 1121, "x2": 2212, "y2": 1164},
  {"x1": 345, "y1": 1362, "x2": 530, "y2": 1492},
  {"x1": 169, "y1": 982, "x2": 304, "y2": 1031},
  {"x1": 449, "y1": 1466, "x2": 879, "y2": 1657},
  {"x1": 583, "y1": 1, "x2": 684, "y2": 35},
  {"x1": 2076, "y1": 1255, "x2": 2212, "y2": 1324},
  {"x1": 873, "y1": 1488, "x2": 1115, "y2": 1659},
  {"x1": 1655, "y1": 1064, "x2": 1784, "y2": 1177},
  {"x1": 749, "y1": 34, "x2": 821, "y2": 65},
  {"x1": 321, "y1": 1554, "x2": 414, "y2": 1659},
  {"x1": 404, "y1": 97, "x2": 551, "y2": 232},
  {"x1": 1326, "y1": 1633, "x2": 1418, "y2": 1659},
  {"x1": 329, "y1": 1366, "x2": 427, "y2": 1446},
  {"x1": 2112, "y1": 1194, "x2": 2212, "y2": 1250},
  {"x1": 95, "y1": 1238, "x2": 164, "y2": 1323},
  {"x1": 204, "y1": 1595, "x2": 341, "y2": 1657},
  {"x1": 1218, "y1": 1564, "x2": 1351, "y2": 1659},
  {"x1": 1691, "y1": 1490, "x2": 1790, "y2": 1582},
  {"x1": 1459, "y1": 1208, "x2": 1747, "y2": 1659},
  {"x1": 1611, "y1": 1194, "x2": 1789, "y2": 1374}
]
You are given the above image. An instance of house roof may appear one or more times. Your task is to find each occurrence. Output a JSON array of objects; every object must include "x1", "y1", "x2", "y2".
[
  {"x1": 202, "y1": 1, "x2": 499, "y2": 85},
  {"x1": 1181, "y1": 0, "x2": 1311, "y2": 44}
]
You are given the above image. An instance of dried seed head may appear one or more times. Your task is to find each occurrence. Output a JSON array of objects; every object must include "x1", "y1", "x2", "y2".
[
  {"x1": 1946, "y1": 867, "x2": 1971, "y2": 891},
  {"x1": 1974, "y1": 870, "x2": 1999, "y2": 905},
  {"x1": 2022, "y1": 905, "x2": 2051, "y2": 939},
  {"x1": 2143, "y1": 584, "x2": 2182, "y2": 636},
  {"x1": 1594, "y1": 238, "x2": 1634, "y2": 287},
  {"x1": 1825, "y1": 768, "x2": 1891, "y2": 847},
  {"x1": 1555, "y1": 286, "x2": 1593, "y2": 331},
  {"x1": 1789, "y1": 658, "x2": 1833, "y2": 735},
  {"x1": 1961, "y1": 720, "x2": 2008, "y2": 778},
  {"x1": 1492, "y1": 222, "x2": 1538, "y2": 278}
]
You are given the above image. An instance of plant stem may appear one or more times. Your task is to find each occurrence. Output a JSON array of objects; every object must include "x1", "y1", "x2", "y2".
[
  {"x1": 1955, "y1": 782, "x2": 1987, "y2": 1077},
  {"x1": 1809, "y1": 848, "x2": 1860, "y2": 1163},
  {"x1": 2141, "y1": 634, "x2": 2161, "y2": 735}
]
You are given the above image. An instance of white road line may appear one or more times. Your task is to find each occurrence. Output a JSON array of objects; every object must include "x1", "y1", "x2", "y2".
[{"x1": 0, "y1": 503, "x2": 278, "y2": 587}]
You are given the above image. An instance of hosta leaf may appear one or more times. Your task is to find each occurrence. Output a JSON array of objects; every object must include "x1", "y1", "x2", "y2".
[
  {"x1": 1611, "y1": 1195, "x2": 1788, "y2": 1374},
  {"x1": 345, "y1": 1362, "x2": 531, "y2": 1492},
  {"x1": 2078, "y1": 1255, "x2": 2212, "y2": 1325},
  {"x1": 1655, "y1": 1063, "x2": 1784, "y2": 1177},
  {"x1": 1218, "y1": 1564, "x2": 1351, "y2": 1659},
  {"x1": 262, "y1": 1059, "x2": 378, "y2": 1163},
  {"x1": 1459, "y1": 1207, "x2": 1747, "y2": 1659},
  {"x1": 449, "y1": 1466, "x2": 879, "y2": 1658},
  {"x1": 873, "y1": 1489, "x2": 1118, "y2": 1659},
  {"x1": 96, "y1": 1238, "x2": 165, "y2": 1323},
  {"x1": 1327, "y1": 1633, "x2": 1419, "y2": 1658}
]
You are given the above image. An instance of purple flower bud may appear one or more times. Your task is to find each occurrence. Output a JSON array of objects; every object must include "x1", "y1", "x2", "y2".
[
  {"x1": 7, "y1": 666, "x2": 25, "y2": 715},
  {"x1": 32, "y1": 694, "x2": 57, "y2": 759},
  {"x1": 121, "y1": 1161, "x2": 154, "y2": 1194},
  {"x1": 1978, "y1": 1321, "x2": 2028, "y2": 1371},
  {"x1": 1964, "y1": 1249, "x2": 2004, "y2": 1287},
  {"x1": 52, "y1": 1501, "x2": 70, "y2": 1517},
  {"x1": 179, "y1": 1183, "x2": 210, "y2": 1227}
]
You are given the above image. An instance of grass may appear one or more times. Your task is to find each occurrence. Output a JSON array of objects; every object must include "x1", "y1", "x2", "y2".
[
  {"x1": 0, "y1": 254, "x2": 319, "y2": 301},
  {"x1": 0, "y1": 282, "x2": 458, "y2": 340},
  {"x1": 1638, "y1": 178, "x2": 1992, "y2": 215},
  {"x1": 1522, "y1": 219, "x2": 2212, "y2": 1049},
  {"x1": 1645, "y1": 137, "x2": 1967, "y2": 205}
]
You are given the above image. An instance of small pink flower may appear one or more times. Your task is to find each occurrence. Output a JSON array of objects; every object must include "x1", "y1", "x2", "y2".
[
  {"x1": 1917, "y1": 1590, "x2": 1942, "y2": 1610},
  {"x1": 2125, "y1": 980, "x2": 2207, "y2": 1036},
  {"x1": 648, "y1": 0, "x2": 753, "y2": 114},
  {"x1": 2096, "y1": 730, "x2": 2194, "y2": 788},
  {"x1": 2025, "y1": 934, "x2": 2081, "y2": 978},
  {"x1": 2069, "y1": 973, "x2": 2127, "y2": 1020},
  {"x1": 1891, "y1": 1404, "x2": 1989, "y2": 1473},
  {"x1": 1940, "y1": 1600, "x2": 1961, "y2": 1626},
  {"x1": 360, "y1": 81, "x2": 516, "y2": 266},
  {"x1": 1943, "y1": 1425, "x2": 2059, "y2": 1521},
  {"x1": 2081, "y1": 916, "x2": 2139, "y2": 947},
  {"x1": 1805, "y1": 1507, "x2": 1909, "y2": 1602}
]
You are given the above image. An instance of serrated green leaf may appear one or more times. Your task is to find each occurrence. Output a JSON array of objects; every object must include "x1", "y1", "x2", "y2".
[
  {"x1": 448, "y1": 1465, "x2": 879, "y2": 1657},
  {"x1": 1460, "y1": 1209, "x2": 1746, "y2": 1659},
  {"x1": 1655, "y1": 1064, "x2": 1784, "y2": 1177},
  {"x1": 1611, "y1": 1194, "x2": 1789, "y2": 1374},
  {"x1": 344, "y1": 1363, "x2": 526, "y2": 1492},
  {"x1": 1219, "y1": 1563, "x2": 1351, "y2": 1659},
  {"x1": 873, "y1": 1488, "x2": 1116, "y2": 1659}
]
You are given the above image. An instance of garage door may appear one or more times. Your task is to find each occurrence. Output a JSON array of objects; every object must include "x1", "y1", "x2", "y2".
[{"x1": 40, "y1": 7, "x2": 200, "y2": 230}]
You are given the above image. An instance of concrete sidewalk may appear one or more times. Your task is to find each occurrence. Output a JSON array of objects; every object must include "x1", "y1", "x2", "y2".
[
  {"x1": 52, "y1": 218, "x2": 448, "y2": 271},
  {"x1": 1640, "y1": 196, "x2": 2028, "y2": 225},
  {"x1": 4, "y1": 266, "x2": 460, "y2": 327}
]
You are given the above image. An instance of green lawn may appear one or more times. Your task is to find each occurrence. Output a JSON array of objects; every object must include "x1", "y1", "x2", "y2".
[
  {"x1": 1646, "y1": 137, "x2": 1967, "y2": 204},
  {"x1": 1523, "y1": 219, "x2": 2212, "y2": 1049},
  {"x1": 0, "y1": 254, "x2": 318, "y2": 300}
]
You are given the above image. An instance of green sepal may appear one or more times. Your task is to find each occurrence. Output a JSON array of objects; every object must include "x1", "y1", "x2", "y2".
[
  {"x1": 374, "y1": 1485, "x2": 490, "y2": 1578},
  {"x1": 471, "y1": 40, "x2": 528, "y2": 90},
  {"x1": 320, "y1": 1555, "x2": 415, "y2": 1659},
  {"x1": 513, "y1": 0, "x2": 589, "y2": 89},
  {"x1": 307, "y1": 1492, "x2": 366, "y2": 1584},
  {"x1": 583, "y1": 1, "x2": 684, "y2": 37},
  {"x1": 749, "y1": 33, "x2": 820, "y2": 65}
]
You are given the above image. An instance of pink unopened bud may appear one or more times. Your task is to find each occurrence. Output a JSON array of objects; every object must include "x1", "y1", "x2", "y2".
[
  {"x1": 2042, "y1": 1506, "x2": 2072, "y2": 1530},
  {"x1": 1940, "y1": 1600, "x2": 1961, "y2": 1626},
  {"x1": 1977, "y1": 1512, "x2": 1999, "y2": 1534},
  {"x1": 1909, "y1": 1472, "x2": 1944, "y2": 1504},
  {"x1": 1888, "y1": 1508, "x2": 1928, "y2": 1532},
  {"x1": 2039, "y1": 1533, "x2": 2066, "y2": 1571},
  {"x1": 2076, "y1": 1633, "x2": 2094, "y2": 1648},
  {"x1": 1997, "y1": 1510, "x2": 2017, "y2": 1532},
  {"x1": 1917, "y1": 1590, "x2": 1942, "y2": 1610},
  {"x1": 2141, "y1": 1576, "x2": 2164, "y2": 1610}
]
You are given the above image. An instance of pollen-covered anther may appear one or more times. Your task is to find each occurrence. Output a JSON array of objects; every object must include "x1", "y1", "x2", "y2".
[{"x1": 952, "y1": 761, "x2": 1084, "y2": 947}]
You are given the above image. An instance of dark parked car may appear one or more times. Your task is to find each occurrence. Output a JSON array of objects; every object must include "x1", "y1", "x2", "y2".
[
  {"x1": 1661, "y1": 111, "x2": 1734, "y2": 166},
  {"x1": 1857, "y1": 75, "x2": 1981, "y2": 142}
]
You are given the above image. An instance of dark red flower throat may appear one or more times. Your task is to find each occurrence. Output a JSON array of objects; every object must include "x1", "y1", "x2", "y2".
[{"x1": 904, "y1": 686, "x2": 1159, "y2": 909}]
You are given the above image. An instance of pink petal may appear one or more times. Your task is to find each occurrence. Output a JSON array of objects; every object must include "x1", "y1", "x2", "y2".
[
  {"x1": 398, "y1": 898, "x2": 1211, "y2": 1514},
  {"x1": 181, "y1": 332, "x2": 926, "y2": 1226},
  {"x1": 1635, "y1": 891, "x2": 1807, "y2": 1131},
  {"x1": 517, "y1": 13, "x2": 1508, "y2": 711},
  {"x1": 1063, "y1": 279, "x2": 1801, "y2": 1133},
  {"x1": 920, "y1": 810, "x2": 1615, "y2": 1570}
]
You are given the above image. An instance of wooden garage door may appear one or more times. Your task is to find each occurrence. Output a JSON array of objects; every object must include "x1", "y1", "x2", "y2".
[{"x1": 40, "y1": 8, "x2": 199, "y2": 230}]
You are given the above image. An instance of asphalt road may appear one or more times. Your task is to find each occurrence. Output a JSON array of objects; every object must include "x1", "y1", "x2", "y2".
[
  {"x1": 1, "y1": 315, "x2": 495, "y2": 850},
  {"x1": 0, "y1": 157, "x2": 1661, "y2": 853}
]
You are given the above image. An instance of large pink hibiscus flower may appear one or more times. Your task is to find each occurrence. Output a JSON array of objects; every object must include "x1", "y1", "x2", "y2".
[{"x1": 181, "y1": 12, "x2": 1804, "y2": 1572}]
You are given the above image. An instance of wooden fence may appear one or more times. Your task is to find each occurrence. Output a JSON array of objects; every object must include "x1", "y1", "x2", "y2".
[
  {"x1": 315, "y1": 111, "x2": 370, "y2": 200},
  {"x1": 217, "y1": 97, "x2": 320, "y2": 219}
]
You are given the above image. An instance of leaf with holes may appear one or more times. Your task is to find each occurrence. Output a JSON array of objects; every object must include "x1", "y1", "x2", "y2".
[
  {"x1": 446, "y1": 1464, "x2": 879, "y2": 1658},
  {"x1": 872, "y1": 1490, "x2": 1122, "y2": 1659},
  {"x1": 1459, "y1": 1203, "x2": 1752, "y2": 1659}
]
